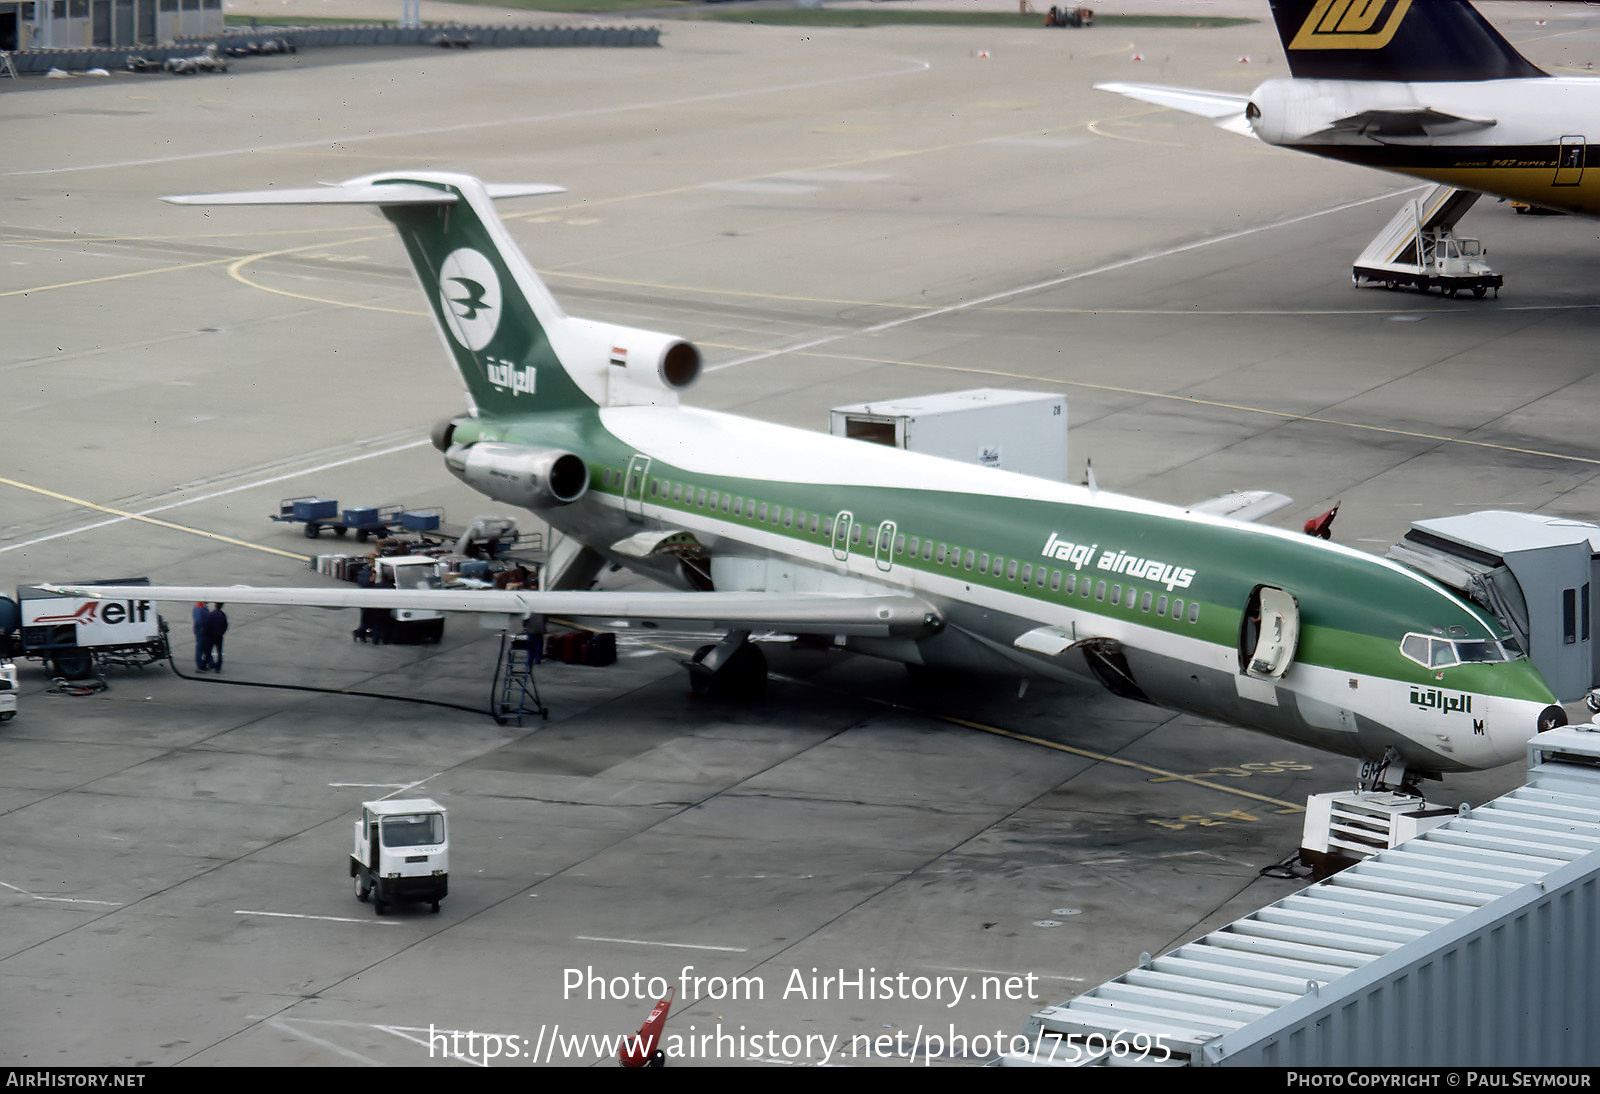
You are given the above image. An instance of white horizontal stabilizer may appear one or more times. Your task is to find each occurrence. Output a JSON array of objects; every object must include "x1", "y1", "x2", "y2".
[
  {"x1": 1095, "y1": 82, "x2": 1256, "y2": 136},
  {"x1": 162, "y1": 180, "x2": 565, "y2": 207}
]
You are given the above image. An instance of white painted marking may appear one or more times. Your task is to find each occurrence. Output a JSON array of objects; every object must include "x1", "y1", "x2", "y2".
[
  {"x1": 0, "y1": 880, "x2": 121, "y2": 906},
  {"x1": 577, "y1": 935, "x2": 748, "y2": 952},
  {"x1": 707, "y1": 181, "x2": 820, "y2": 195},
  {"x1": 235, "y1": 909, "x2": 399, "y2": 925},
  {"x1": 991, "y1": 135, "x2": 1089, "y2": 149},
  {"x1": 377, "y1": 773, "x2": 443, "y2": 801},
  {"x1": 268, "y1": 1018, "x2": 385, "y2": 1067},
  {"x1": 6, "y1": 61, "x2": 932, "y2": 177},
  {"x1": 0, "y1": 439, "x2": 428, "y2": 554},
  {"x1": 708, "y1": 185, "x2": 1423, "y2": 373},
  {"x1": 775, "y1": 169, "x2": 890, "y2": 183},
  {"x1": 376, "y1": 1024, "x2": 490, "y2": 1067}
]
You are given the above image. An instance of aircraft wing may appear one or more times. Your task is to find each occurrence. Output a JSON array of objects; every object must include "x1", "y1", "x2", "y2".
[
  {"x1": 1187, "y1": 490, "x2": 1293, "y2": 523},
  {"x1": 1095, "y1": 82, "x2": 1257, "y2": 137},
  {"x1": 44, "y1": 584, "x2": 941, "y2": 639}
]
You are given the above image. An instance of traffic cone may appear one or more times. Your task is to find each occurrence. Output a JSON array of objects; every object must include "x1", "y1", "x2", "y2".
[{"x1": 620, "y1": 987, "x2": 674, "y2": 1067}]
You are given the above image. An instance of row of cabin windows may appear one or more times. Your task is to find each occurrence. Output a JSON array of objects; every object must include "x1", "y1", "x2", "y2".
[{"x1": 599, "y1": 467, "x2": 1201, "y2": 625}]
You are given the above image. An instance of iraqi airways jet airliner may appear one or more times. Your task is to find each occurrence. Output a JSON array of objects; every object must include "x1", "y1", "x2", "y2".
[{"x1": 56, "y1": 169, "x2": 1567, "y2": 790}]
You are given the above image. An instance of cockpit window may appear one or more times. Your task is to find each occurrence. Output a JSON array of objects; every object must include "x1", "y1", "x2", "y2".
[
  {"x1": 1400, "y1": 632, "x2": 1519, "y2": 668},
  {"x1": 1454, "y1": 640, "x2": 1504, "y2": 664}
]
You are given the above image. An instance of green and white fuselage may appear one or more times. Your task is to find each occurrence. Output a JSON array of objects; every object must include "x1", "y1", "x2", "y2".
[
  {"x1": 138, "y1": 170, "x2": 1564, "y2": 778},
  {"x1": 460, "y1": 400, "x2": 1556, "y2": 774}
]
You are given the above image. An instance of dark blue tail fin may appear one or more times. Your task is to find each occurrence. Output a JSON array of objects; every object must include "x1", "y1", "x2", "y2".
[{"x1": 1269, "y1": 0, "x2": 1545, "y2": 81}]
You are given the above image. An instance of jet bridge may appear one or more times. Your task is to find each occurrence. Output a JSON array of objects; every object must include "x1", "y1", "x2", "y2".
[
  {"x1": 1387, "y1": 510, "x2": 1599, "y2": 703},
  {"x1": 1352, "y1": 185, "x2": 1501, "y2": 298},
  {"x1": 1001, "y1": 724, "x2": 1600, "y2": 1066}
]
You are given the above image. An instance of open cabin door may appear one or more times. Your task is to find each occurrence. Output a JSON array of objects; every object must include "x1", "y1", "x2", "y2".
[{"x1": 1239, "y1": 585, "x2": 1299, "y2": 679}]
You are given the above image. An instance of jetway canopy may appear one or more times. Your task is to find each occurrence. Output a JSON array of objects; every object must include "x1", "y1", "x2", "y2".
[{"x1": 1387, "y1": 510, "x2": 1600, "y2": 703}]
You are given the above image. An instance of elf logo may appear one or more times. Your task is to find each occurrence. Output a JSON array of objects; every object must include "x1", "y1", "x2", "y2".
[
  {"x1": 438, "y1": 248, "x2": 502, "y2": 352},
  {"x1": 1289, "y1": 0, "x2": 1411, "y2": 51},
  {"x1": 32, "y1": 600, "x2": 151, "y2": 626}
]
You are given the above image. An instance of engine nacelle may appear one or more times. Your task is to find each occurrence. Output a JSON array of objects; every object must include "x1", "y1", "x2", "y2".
[
  {"x1": 444, "y1": 442, "x2": 589, "y2": 510},
  {"x1": 1246, "y1": 77, "x2": 1421, "y2": 146},
  {"x1": 430, "y1": 415, "x2": 474, "y2": 453},
  {"x1": 565, "y1": 318, "x2": 701, "y2": 407}
]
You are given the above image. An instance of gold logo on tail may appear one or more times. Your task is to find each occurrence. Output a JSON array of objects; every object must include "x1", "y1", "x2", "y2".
[{"x1": 1289, "y1": 0, "x2": 1412, "y2": 50}]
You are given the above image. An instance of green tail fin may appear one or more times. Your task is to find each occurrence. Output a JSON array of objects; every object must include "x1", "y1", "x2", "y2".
[
  {"x1": 165, "y1": 172, "x2": 598, "y2": 416},
  {"x1": 164, "y1": 172, "x2": 701, "y2": 416}
]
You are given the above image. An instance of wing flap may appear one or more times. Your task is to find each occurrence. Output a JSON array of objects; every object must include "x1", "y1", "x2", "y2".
[
  {"x1": 1321, "y1": 107, "x2": 1497, "y2": 141},
  {"x1": 1013, "y1": 626, "x2": 1078, "y2": 657},
  {"x1": 1187, "y1": 490, "x2": 1293, "y2": 523}
]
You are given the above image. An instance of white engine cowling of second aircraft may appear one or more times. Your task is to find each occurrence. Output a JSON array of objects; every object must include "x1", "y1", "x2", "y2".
[
  {"x1": 565, "y1": 318, "x2": 702, "y2": 405},
  {"x1": 1245, "y1": 79, "x2": 1330, "y2": 145},
  {"x1": 1246, "y1": 77, "x2": 1418, "y2": 146},
  {"x1": 444, "y1": 442, "x2": 589, "y2": 510}
]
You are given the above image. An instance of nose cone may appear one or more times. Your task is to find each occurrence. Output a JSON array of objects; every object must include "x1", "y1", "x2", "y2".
[{"x1": 1484, "y1": 662, "x2": 1564, "y2": 766}]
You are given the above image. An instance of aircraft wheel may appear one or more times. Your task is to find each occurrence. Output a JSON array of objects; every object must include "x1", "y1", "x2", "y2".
[
  {"x1": 688, "y1": 643, "x2": 766, "y2": 699},
  {"x1": 724, "y1": 642, "x2": 767, "y2": 699},
  {"x1": 50, "y1": 649, "x2": 93, "y2": 680},
  {"x1": 355, "y1": 874, "x2": 371, "y2": 903},
  {"x1": 688, "y1": 645, "x2": 716, "y2": 698}
]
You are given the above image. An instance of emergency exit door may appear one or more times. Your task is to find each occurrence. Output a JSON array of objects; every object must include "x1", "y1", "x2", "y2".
[{"x1": 1555, "y1": 136, "x2": 1586, "y2": 187}]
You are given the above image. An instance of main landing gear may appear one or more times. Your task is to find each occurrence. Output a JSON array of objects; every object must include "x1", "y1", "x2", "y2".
[{"x1": 685, "y1": 630, "x2": 767, "y2": 699}]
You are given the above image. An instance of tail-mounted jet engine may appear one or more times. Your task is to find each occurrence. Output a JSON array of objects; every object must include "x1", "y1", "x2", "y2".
[
  {"x1": 443, "y1": 441, "x2": 589, "y2": 510},
  {"x1": 566, "y1": 320, "x2": 702, "y2": 406}
]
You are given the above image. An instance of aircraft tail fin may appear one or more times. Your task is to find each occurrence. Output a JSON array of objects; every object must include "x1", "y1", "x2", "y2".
[
  {"x1": 165, "y1": 173, "x2": 701, "y2": 417},
  {"x1": 1269, "y1": 0, "x2": 1546, "y2": 82}
]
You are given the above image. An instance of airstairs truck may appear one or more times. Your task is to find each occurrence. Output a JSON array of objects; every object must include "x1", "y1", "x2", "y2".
[{"x1": 1352, "y1": 184, "x2": 1502, "y2": 298}]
